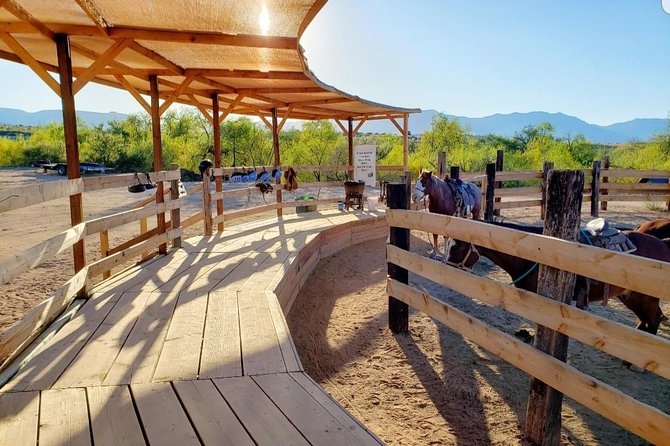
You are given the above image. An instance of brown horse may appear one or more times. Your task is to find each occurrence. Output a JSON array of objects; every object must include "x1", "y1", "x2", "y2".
[
  {"x1": 635, "y1": 218, "x2": 670, "y2": 239},
  {"x1": 412, "y1": 169, "x2": 481, "y2": 259},
  {"x1": 445, "y1": 221, "x2": 669, "y2": 334}
]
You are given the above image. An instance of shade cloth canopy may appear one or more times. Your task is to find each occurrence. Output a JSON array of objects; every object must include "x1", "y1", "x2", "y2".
[{"x1": 0, "y1": 0, "x2": 419, "y2": 121}]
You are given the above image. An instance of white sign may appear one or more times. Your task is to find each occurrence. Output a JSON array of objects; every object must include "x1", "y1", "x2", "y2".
[{"x1": 353, "y1": 144, "x2": 376, "y2": 187}]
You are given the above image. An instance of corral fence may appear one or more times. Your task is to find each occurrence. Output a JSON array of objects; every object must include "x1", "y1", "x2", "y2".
[{"x1": 385, "y1": 173, "x2": 670, "y2": 446}]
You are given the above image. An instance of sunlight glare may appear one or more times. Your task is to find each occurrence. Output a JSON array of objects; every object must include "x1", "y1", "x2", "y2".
[{"x1": 259, "y1": 6, "x2": 270, "y2": 35}]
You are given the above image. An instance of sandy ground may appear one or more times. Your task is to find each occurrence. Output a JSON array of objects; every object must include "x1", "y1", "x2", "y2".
[
  {"x1": 2, "y1": 168, "x2": 669, "y2": 445},
  {"x1": 288, "y1": 203, "x2": 670, "y2": 446}
]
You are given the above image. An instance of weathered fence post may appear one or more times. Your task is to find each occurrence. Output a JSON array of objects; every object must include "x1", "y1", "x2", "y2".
[
  {"x1": 590, "y1": 160, "x2": 601, "y2": 217},
  {"x1": 202, "y1": 167, "x2": 213, "y2": 236},
  {"x1": 437, "y1": 152, "x2": 446, "y2": 178},
  {"x1": 600, "y1": 156, "x2": 609, "y2": 211},
  {"x1": 170, "y1": 163, "x2": 182, "y2": 248},
  {"x1": 100, "y1": 230, "x2": 110, "y2": 279},
  {"x1": 450, "y1": 166, "x2": 460, "y2": 181},
  {"x1": 387, "y1": 183, "x2": 409, "y2": 334},
  {"x1": 540, "y1": 161, "x2": 554, "y2": 220},
  {"x1": 525, "y1": 169, "x2": 584, "y2": 446},
  {"x1": 484, "y1": 163, "x2": 496, "y2": 222},
  {"x1": 494, "y1": 150, "x2": 504, "y2": 216}
]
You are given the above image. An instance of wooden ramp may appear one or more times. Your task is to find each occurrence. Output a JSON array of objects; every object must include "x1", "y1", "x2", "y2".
[{"x1": 0, "y1": 210, "x2": 387, "y2": 445}]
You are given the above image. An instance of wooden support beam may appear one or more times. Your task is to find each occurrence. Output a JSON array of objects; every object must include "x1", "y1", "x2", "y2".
[
  {"x1": 56, "y1": 34, "x2": 86, "y2": 298},
  {"x1": 238, "y1": 87, "x2": 324, "y2": 94},
  {"x1": 348, "y1": 117, "x2": 354, "y2": 180},
  {"x1": 277, "y1": 105, "x2": 294, "y2": 132},
  {"x1": 590, "y1": 160, "x2": 601, "y2": 217},
  {"x1": 353, "y1": 118, "x2": 367, "y2": 134},
  {"x1": 72, "y1": 39, "x2": 130, "y2": 94},
  {"x1": 289, "y1": 97, "x2": 354, "y2": 107},
  {"x1": 388, "y1": 115, "x2": 404, "y2": 134},
  {"x1": 494, "y1": 149, "x2": 503, "y2": 216},
  {"x1": 272, "y1": 108, "x2": 282, "y2": 217},
  {"x1": 107, "y1": 26, "x2": 298, "y2": 49},
  {"x1": 402, "y1": 113, "x2": 409, "y2": 172},
  {"x1": 540, "y1": 161, "x2": 554, "y2": 220},
  {"x1": 189, "y1": 94, "x2": 213, "y2": 125},
  {"x1": 2, "y1": 0, "x2": 55, "y2": 41},
  {"x1": 159, "y1": 72, "x2": 197, "y2": 115},
  {"x1": 334, "y1": 119, "x2": 347, "y2": 134},
  {"x1": 600, "y1": 156, "x2": 609, "y2": 211},
  {"x1": 202, "y1": 167, "x2": 213, "y2": 236},
  {"x1": 258, "y1": 113, "x2": 272, "y2": 130},
  {"x1": 219, "y1": 93, "x2": 246, "y2": 121},
  {"x1": 190, "y1": 69, "x2": 308, "y2": 80},
  {"x1": 0, "y1": 32, "x2": 60, "y2": 95},
  {"x1": 524, "y1": 170, "x2": 584, "y2": 446},
  {"x1": 149, "y1": 75, "x2": 167, "y2": 254},
  {"x1": 126, "y1": 41, "x2": 183, "y2": 75},
  {"x1": 484, "y1": 163, "x2": 496, "y2": 222},
  {"x1": 114, "y1": 74, "x2": 150, "y2": 114},
  {"x1": 212, "y1": 94, "x2": 224, "y2": 233}
]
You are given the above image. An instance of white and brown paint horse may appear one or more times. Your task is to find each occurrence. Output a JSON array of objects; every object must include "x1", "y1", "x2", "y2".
[{"x1": 411, "y1": 169, "x2": 482, "y2": 260}]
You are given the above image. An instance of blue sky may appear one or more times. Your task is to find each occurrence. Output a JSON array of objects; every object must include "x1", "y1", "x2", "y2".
[{"x1": 0, "y1": 0, "x2": 668, "y2": 125}]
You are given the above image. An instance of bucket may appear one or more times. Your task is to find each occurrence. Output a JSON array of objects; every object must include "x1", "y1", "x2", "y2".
[
  {"x1": 337, "y1": 201, "x2": 345, "y2": 211},
  {"x1": 367, "y1": 196, "x2": 378, "y2": 211}
]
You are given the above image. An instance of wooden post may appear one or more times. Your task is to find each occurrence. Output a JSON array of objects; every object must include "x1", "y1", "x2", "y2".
[
  {"x1": 272, "y1": 108, "x2": 282, "y2": 217},
  {"x1": 540, "y1": 161, "x2": 554, "y2": 220},
  {"x1": 100, "y1": 230, "x2": 110, "y2": 279},
  {"x1": 450, "y1": 166, "x2": 460, "y2": 181},
  {"x1": 484, "y1": 163, "x2": 496, "y2": 222},
  {"x1": 524, "y1": 169, "x2": 583, "y2": 446},
  {"x1": 212, "y1": 94, "x2": 224, "y2": 232},
  {"x1": 600, "y1": 156, "x2": 609, "y2": 211},
  {"x1": 202, "y1": 167, "x2": 213, "y2": 236},
  {"x1": 348, "y1": 117, "x2": 354, "y2": 180},
  {"x1": 437, "y1": 152, "x2": 446, "y2": 179},
  {"x1": 402, "y1": 113, "x2": 409, "y2": 173},
  {"x1": 169, "y1": 163, "x2": 182, "y2": 248},
  {"x1": 387, "y1": 183, "x2": 409, "y2": 334},
  {"x1": 494, "y1": 149, "x2": 504, "y2": 216},
  {"x1": 56, "y1": 34, "x2": 86, "y2": 297},
  {"x1": 149, "y1": 75, "x2": 167, "y2": 255},
  {"x1": 139, "y1": 218, "x2": 149, "y2": 259},
  {"x1": 590, "y1": 160, "x2": 601, "y2": 217}
]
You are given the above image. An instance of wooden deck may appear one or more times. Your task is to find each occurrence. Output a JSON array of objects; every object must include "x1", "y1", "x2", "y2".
[{"x1": 0, "y1": 209, "x2": 387, "y2": 445}]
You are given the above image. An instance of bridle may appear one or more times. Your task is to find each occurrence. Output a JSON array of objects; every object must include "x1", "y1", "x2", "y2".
[{"x1": 444, "y1": 240, "x2": 479, "y2": 271}]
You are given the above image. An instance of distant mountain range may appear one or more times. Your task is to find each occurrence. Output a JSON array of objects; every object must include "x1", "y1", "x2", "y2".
[{"x1": 0, "y1": 107, "x2": 666, "y2": 143}]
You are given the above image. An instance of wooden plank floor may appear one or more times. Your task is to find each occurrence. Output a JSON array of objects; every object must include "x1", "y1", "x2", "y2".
[{"x1": 0, "y1": 210, "x2": 386, "y2": 445}]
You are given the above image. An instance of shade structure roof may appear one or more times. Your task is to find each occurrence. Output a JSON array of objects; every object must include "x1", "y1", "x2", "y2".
[{"x1": 0, "y1": 0, "x2": 420, "y2": 122}]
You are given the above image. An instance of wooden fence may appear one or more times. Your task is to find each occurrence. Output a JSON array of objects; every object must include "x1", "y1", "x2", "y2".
[
  {"x1": 385, "y1": 207, "x2": 670, "y2": 445},
  {"x1": 0, "y1": 168, "x2": 184, "y2": 369}
]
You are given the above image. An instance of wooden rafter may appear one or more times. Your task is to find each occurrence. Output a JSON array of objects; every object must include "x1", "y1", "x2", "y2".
[
  {"x1": 191, "y1": 69, "x2": 308, "y2": 80},
  {"x1": 72, "y1": 39, "x2": 130, "y2": 94},
  {"x1": 334, "y1": 119, "x2": 347, "y2": 134},
  {"x1": 290, "y1": 97, "x2": 354, "y2": 107},
  {"x1": 278, "y1": 105, "x2": 294, "y2": 132},
  {"x1": 354, "y1": 118, "x2": 368, "y2": 134},
  {"x1": 388, "y1": 115, "x2": 404, "y2": 134},
  {"x1": 0, "y1": 32, "x2": 60, "y2": 95},
  {"x1": 159, "y1": 72, "x2": 197, "y2": 115},
  {"x1": 73, "y1": 0, "x2": 108, "y2": 35},
  {"x1": 114, "y1": 74, "x2": 150, "y2": 114},
  {"x1": 188, "y1": 94, "x2": 213, "y2": 125},
  {"x1": 194, "y1": 76, "x2": 237, "y2": 94},
  {"x1": 238, "y1": 87, "x2": 324, "y2": 94},
  {"x1": 126, "y1": 41, "x2": 184, "y2": 75},
  {"x1": 219, "y1": 94, "x2": 246, "y2": 122},
  {"x1": 2, "y1": 0, "x2": 54, "y2": 41},
  {"x1": 107, "y1": 27, "x2": 297, "y2": 50}
]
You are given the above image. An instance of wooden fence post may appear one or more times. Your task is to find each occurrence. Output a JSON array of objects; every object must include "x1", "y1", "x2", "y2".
[
  {"x1": 600, "y1": 156, "x2": 609, "y2": 211},
  {"x1": 387, "y1": 183, "x2": 409, "y2": 334},
  {"x1": 590, "y1": 160, "x2": 601, "y2": 217},
  {"x1": 202, "y1": 167, "x2": 213, "y2": 236},
  {"x1": 484, "y1": 163, "x2": 496, "y2": 222},
  {"x1": 524, "y1": 169, "x2": 584, "y2": 446},
  {"x1": 170, "y1": 163, "x2": 182, "y2": 248},
  {"x1": 437, "y1": 152, "x2": 446, "y2": 179},
  {"x1": 100, "y1": 230, "x2": 110, "y2": 279},
  {"x1": 540, "y1": 161, "x2": 554, "y2": 220},
  {"x1": 494, "y1": 150, "x2": 504, "y2": 216},
  {"x1": 450, "y1": 166, "x2": 460, "y2": 181}
]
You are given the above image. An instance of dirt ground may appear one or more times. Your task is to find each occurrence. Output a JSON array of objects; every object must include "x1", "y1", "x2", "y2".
[
  {"x1": 2, "y1": 168, "x2": 669, "y2": 445},
  {"x1": 288, "y1": 203, "x2": 670, "y2": 446}
]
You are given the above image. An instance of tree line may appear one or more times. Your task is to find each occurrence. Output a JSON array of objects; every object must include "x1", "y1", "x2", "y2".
[{"x1": 0, "y1": 109, "x2": 668, "y2": 181}]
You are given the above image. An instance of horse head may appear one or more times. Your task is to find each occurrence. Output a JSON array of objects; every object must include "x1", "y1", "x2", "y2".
[
  {"x1": 445, "y1": 238, "x2": 480, "y2": 270},
  {"x1": 412, "y1": 169, "x2": 434, "y2": 203}
]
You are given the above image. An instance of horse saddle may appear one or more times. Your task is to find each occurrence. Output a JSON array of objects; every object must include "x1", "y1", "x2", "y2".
[
  {"x1": 579, "y1": 218, "x2": 637, "y2": 253},
  {"x1": 448, "y1": 180, "x2": 475, "y2": 217}
]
